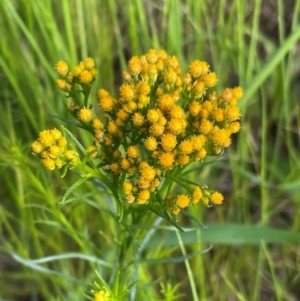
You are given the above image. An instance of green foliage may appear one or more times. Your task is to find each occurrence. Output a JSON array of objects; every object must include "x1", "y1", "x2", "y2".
[{"x1": 1, "y1": 0, "x2": 300, "y2": 300}]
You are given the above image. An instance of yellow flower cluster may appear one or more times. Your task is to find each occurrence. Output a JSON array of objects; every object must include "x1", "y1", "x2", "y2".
[
  {"x1": 90, "y1": 50, "x2": 242, "y2": 213},
  {"x1": 94, "y1": 290, "x2": 110, "y2": 301},
  {"x1": 34, "y1": 50, "x2": 242, "y2": 215},
  {"x1": 31, "y1": 128, "x2": 79, "y2": 170},
  {"x1": 55, "y1": 58, "x2": 97, "y2": 93},
  {"x1": 166, "y1": 187, "x2": 224, "y2": 215}
]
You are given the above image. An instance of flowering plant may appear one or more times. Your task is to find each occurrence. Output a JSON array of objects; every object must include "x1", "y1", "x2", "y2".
[{"x1": 31, "y1": 49, "x2": 242, "y2": 299}]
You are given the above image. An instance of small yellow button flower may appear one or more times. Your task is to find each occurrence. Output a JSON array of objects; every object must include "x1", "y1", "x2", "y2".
[
  {"x1": 191, "y1": 186, "x2": 203, "y2": 204},
  {"x1": 92, "y1": 118, "x2": 103, "y2": 130},
  {"x1": 191, "y1": 135, "x2": 206, "y2": 151},
  {"x1": 128, "y1": 56, "x2": 141, "y2": 76},
  {"x1": 123, "y1": 181, "x2": 133, "y2": 195},
  {"x1": 168, "y1": 118, "x2": 186, "y2": 135},
  {"x1": 99, "y1": 96, "x2": 115, "y2": 112},
  {"x1": 161, "y1": 134, "x2": 177, "y2": 152},
  {"x1": 175, "y1": 194, "x2": 190, "y2": 209},
  {"x1": 79, "y1": 70, "x2": 93, "y2": 84},
  {"x1": 211, "y1": 192, "x2": 224, "y2": 205},
  {"x1": 120, "y1": 83, "x2": 135, "y2": 101},
  {"x1": 189, "y1": 60, "x2": 209, "y2": 78},
  {"x1": 146, "y1": 49, "x2": 158, "y2": 64},
  {"x1": 39, "y1": 130, "x2": 54, "y2": 147},
  {"x1": 189, "y1": 101, "x2": 201, "y2": 117},
  {"x1": 159, "y1": 152, "x2": 175, "y2": 170},
  {"x1": 94, "y1": 290, "x2": 110, "y2": 301},
  {"x1": 157, "y1": 94, "x2": 175, "y2": 113},
  {"x1": 55, "y1": 61, "x2": 69, "y2": 76},
  {"x1": 228, "y1": 121, "x2": 241, "y2": 134},
  {"x1": 107, "y1": 121, "x2": 118, "y2": 135},
  {"x1": 127, "y1": 145, "x2": 139, "y2": 158},
  {"x1": 137, "y1": 189, "x2": 150, "y2": 204},
  {"x1": 149, "y1": 123, "x2": 164, "y2": 137},
  {"x1": 212, "y1": 128, "x2": 231, "y2": 147},
  {"x1": 179, "y1": 140, "x2": 193, "y2": 155},
  {"x1": 225, "y1": 107, "x2": 241, "y2": 121},
  {"x1": 86, "y1": 146, "x2": 97, "y2": 159},
  {"x1": 178, "y1": 155, "x2": 189, "y2": 165},
  {"x1": 144, "y1": 136, "x2": 158, "y2": 151},
  {"x1": 132, "y1": 113, "x2": 145, "y2": 127},
  {"x1": 78, "y1": 107, "x2": 93, "y2": 123},
  {"x1": 121, "y1": 158, "x2": 131, "y2": 170},
  {"x1": 31, "y1": 141, "x2": 44, "y2": 154},
  {"x1": 42, "y1": 158, "x2": 55, "y2": 170},
  {"x1": 84, "y1": 57, "x2": 95, "y2": 70},
  {"x1": 203, "y1": 72, "x2": 218, "y2": 87},
  {"x1": 200, "y1": 119, "x2": 213, "y2": 134},
  {"x1": 140, "y1": 165, "x2": 156, "y2": 182},
  {"x1": 195, "y1": 148, "x2": 207, "y2": 161},
  {"x1": 170, "y1": 105, "x2": 185, "y2": 119},
  {"x1": 147, "y1": 109, "x2": 160, "y2": 123}
]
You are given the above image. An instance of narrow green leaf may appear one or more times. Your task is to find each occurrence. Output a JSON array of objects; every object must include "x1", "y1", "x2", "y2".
[
  {"x1": 146, "y1": 224, "x2": 300, "y2": 248},
  {"x1": 61, "y1": 175, "x2": 91, "y2": 205}
]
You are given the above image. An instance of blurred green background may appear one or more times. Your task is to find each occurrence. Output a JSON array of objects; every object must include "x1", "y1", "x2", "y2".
[{"x1": 1, "y1": 0, "x2": 300, "y2": 300}]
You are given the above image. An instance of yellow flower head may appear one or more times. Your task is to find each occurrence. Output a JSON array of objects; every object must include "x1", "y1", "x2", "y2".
[
  {"x1": 127, "y1": 145, "x2": 139, "y2": 158},
  {"x1": 179, "y1": 139, "x2": 193, "y2": 155},
  {"x1": 86, "y1": 146, "x2": 97, "y2": 159},
  {"x1": 137, "y1": 82, "x2": 151, "y2": 95},
  {"x1": 92, "y1": 118, "x2": 104, "y2": 130},
  {"x1": 31, "y1": 141, "x2": 44, "y2": 154},
  {"x1": 161, "y1": 134, "x2": 177, "y2": 152},
  {"x1": 191, "y1": 135, "x2": 206, "y2": 151},
  {"x1": 120, "y1": 83, "x2": 135, "y2": 101},
  {"x1": 212, "y1": 128, "x2": 231, "y2": 147},
  {"x1": 159, "y1": 152, "x2": 175, "y2": 170},
  {"x1": 189, "y1": 101, "x2": 201, "y2": 117},
  {"x1": 144, "y1": 136, "x2": 158, "y2": 151},
  {"x1": 165, "y1": 69, "x2": 177, "y2": 85},
  {"x1": 140, "y1": 165, "x2": 156, "y2": 182},
  {"x1": 55, "y1": 61, "x2": 69, "y2": 76},
  {"x1": 170, "y1": 105, "x2": 185, "y2": 119},
  {"x1": 99, "y1": 96, "x2": 115, "y2": 112},
  {"x1": 39, "y1": 130, "x2": 54, "y2": 147},
  {"x1": 157, "y1": 94, "x2": 175, "y2": 113},
  {"x1": 195, "y1": 148, "x2": 207, "y2": 161},
  {"x1": 149, "y1": 123, "x2": 165, "y2": 137},
  {"x1": 107, "y1": 121, "x2": 119, "y2": 135},
  {"x1": 42, "y1": 158, "x2": 56, "y2": 170},
  {"x1": 147, "y1": 109, "x2": 160, "y2": 123},
  {"x1": 123, "y1": 181, "x2": 133, "y2": 195},
  {"x1": 84, "y1": 57, "x2": 95, "y2": 70},
  {"x1": 78, "y1": 107, "x2": 93, "y2": 123},
  {"x1": 94, "y1": 290, "x2": 110, "y2": 301},
  {"x1": 131, "y1": 113, "x2": 144, "y2": 127},
  {"x1": 191, "y1": 186, "x2": 203, "y2": 204},
  {"x1": 146, "y1": 49, "x2": 158, "y2": 64},
  {"x1": 211, "y1": 192, "x2": 224, "y2": 205},
  {"x1": 79, "y1": 70, "x2": 93, "y2": 84},
  {"x1": 56, "y1": 79, "x2": 67, "y2": 90},
  {"x1": 128, "y1": 56, "x2": 141, "y2": 76},
  {"x1": 189, "y1": 60, "x2": 210, "y2": 78},
  {"x1": 200, "y1": 119, "x2": 213, "y2": 134},
  {"x1": 175, "y1": 194, "x2": 190, "y2": 209},
  {"x1": 168, "y1": 118, "x2": 186, "y2": 135},
  {"x1": 137, "y1": 189, "x2": 150, "y2": 204},
  {"x1": 203, "y1": 72, "x2": 218, "y2": 87},
  {"x1": 225, "y1": 107, "x2": 241, "y2": 121},
  {"x1": 121, "y1": 158, "x2": 131, "y2": 170},
  {"x1": 178, "y1": 154, "x2": 189, "y2": 165},
  {"x1": 228, "y1": 121, "x2": 241, "y2": 134}
]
